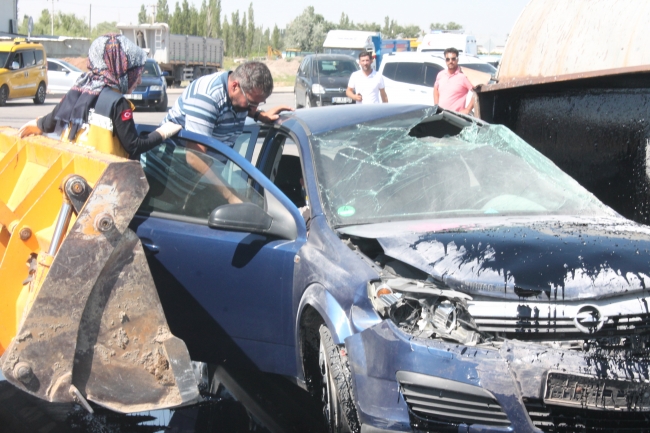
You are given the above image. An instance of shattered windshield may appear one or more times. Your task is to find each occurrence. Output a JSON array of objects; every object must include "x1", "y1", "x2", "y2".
[{"x1": 310, "y1": 109, "x2": 616, "y2": 228}]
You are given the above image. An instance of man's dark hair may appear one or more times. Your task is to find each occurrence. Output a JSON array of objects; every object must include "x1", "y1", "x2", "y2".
[
  {"x1": 444, "y1": 47, "x2": 459, "y2": 57},
  {"x1": 358, "y1": 51, "x2": 372, "y2": 61},
  {"x1": 232, "y1": 61, "x2": 274, "y2": 98}
]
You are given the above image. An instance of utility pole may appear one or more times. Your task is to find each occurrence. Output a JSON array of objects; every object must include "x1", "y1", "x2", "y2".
[
  {"x1": 51, "y1": 0, "x2": 56, "y2": 35},
  {"x1": 89, "y1": 4, "x2": 92, "y2": 38},
  {"x1": 148, "y1": 4, "x2": 157, "y2": 24}
]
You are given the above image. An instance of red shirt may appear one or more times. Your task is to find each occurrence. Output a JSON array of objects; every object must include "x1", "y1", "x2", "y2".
[{"x1": 434, "y1": 69, "x2": 473, "y2": 112}]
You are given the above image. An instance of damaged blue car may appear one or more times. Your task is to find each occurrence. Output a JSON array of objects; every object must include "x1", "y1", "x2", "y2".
[{"x1": 134, "y1": 104, "x2": 650, "y2": 433}]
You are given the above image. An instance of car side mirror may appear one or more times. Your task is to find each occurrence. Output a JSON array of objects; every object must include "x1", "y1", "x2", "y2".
[
  {"x1": 11, "y1": 61, "x2": 19, "y2": 70},
  {"x1": 64, "y1": 69, "x2": 70, "y2": 74},
  {"x1": 208, "y1": 192, "x2": 298, "y2": 240},
  {"x1": 162, "y1": 71, "x2": 170, "y2": 76},
  {"x1": 209, "y1": 203, "x2": 273, "y2": 233}
]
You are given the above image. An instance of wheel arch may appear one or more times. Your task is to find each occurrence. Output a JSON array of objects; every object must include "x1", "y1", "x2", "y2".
[{"x1": 295, "y1": 283, "x2": 353, "y2": 389}]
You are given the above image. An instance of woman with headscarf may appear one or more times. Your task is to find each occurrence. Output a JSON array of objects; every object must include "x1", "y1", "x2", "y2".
[{"x1": 18, "y1": 33, "x2": 180, "y2": 158}]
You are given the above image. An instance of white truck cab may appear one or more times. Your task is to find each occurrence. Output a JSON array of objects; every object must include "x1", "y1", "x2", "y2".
[
  {"x1": 323, "y1": 30, "x2": 379, "y2": 63},
  {"x1": 417, "y1": 33, "x2": 478, "y2": 56}
]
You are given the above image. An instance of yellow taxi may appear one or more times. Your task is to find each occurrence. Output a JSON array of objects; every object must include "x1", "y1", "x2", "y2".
[{"x1": 0, "y1": 39, "x2": 48, "y2": 106}]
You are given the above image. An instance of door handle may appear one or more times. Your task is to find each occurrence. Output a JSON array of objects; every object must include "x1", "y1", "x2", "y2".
[
  {"x1": 142, "y1": 242, "x2": 159, "y2": 254},
  {"x1": 408, "y1": 88, "x2": 415, "y2": 91}
]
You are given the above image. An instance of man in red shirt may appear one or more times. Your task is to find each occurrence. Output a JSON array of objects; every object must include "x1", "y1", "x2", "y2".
[{"x1": 433, "y1": 47, "x2": 474, "y2": 114}]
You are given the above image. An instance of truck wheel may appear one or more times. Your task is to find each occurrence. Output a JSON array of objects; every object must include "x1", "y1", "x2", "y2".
[
  {"x1": 33, "y1": 82, "x2": 46, "y2": 105},
  {"x1": 156, "y1": 93, "x2": 168, "y2": 112},
  {"x1": 0, "y1": 85, "x2": 7, "y2": 106},
  {"x1": 295, "y1": 92, "x2": 303, "y2": 109},
  {"x1": 319, "y1": 325, "x2": 360, "y2": 433}
]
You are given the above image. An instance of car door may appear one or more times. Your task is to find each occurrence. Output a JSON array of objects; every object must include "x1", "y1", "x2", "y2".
[
  {"x1": 8, "y1": 51, "x2": 27, "y2": 98},
  {"x1": 47, "y1": 60, "x2": 65, "y2": 92},
  {"x1": 295, "y1": 58, "x2": 309, "y2": 106},
  {"x1": 131, "y1": 127, "x2": 307, "y2": 376},
  {"x1": 22, "y1": 50, "x2": 42, "y2": 97}
]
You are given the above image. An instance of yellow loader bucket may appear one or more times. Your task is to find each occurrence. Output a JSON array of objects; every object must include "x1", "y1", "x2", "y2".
[{"x1": 0, "y1": 127, "x2": 198, "y2": 413}]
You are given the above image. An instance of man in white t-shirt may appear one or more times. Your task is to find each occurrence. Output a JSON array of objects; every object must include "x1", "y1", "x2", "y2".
[{"x1": 346, "y1": 51, "x2": 388, "y2": 104}]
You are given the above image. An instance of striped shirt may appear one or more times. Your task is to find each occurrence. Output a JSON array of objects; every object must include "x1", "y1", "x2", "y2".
[{"x1": 162, "y1": 71, "x2": 247, "y2": 146}]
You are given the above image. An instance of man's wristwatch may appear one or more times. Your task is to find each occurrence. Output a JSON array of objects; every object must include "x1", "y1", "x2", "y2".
[{"x1": 253, "y1": 110, "x2": 263, "y2": 122}]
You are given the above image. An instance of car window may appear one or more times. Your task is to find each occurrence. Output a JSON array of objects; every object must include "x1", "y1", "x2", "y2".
[
  {"x1": 395, "y1": 62, "x2": 423, "y2": 86},
  {"x1": 143, "y1": 62, "x2": 159, "y2": 77},
  {"x1": 34, "y1": 50, "x2": 44, "y2": 65},
  {"x1": 424, "y1": 63, "x2": 443, "y2": 87},
  {"x1": 10, "y1": 52, "x2": 24, "y2": 69},
  {"x1": 381, "y1": 62, "x2": 397, "y2": 81},
  {"x1": 58, "y1": 59, "x2": 81, "y2": 72},
  {"x1": 299, "y1": 58, "x2": 309, "y2": 76},
  {"x1": 313, "y1": 60, "x2": 357, "y2": 76},
  {"x1": 232, "y1": 131, "x2": 253, "y2": 158},
  {"x1": 48, "y1": 61, "x2": 61, "y2": 71},
  {"x1": 139, "y1": 137, "x2": 265, "y2": 221},
  {"x1": 460, "y1": 62, "x2": 497, "y2": 75},
  {"x1": 22, "y1": 50, "x2": 36, "y2": 67},
  {"x1": 0, "y1": 52, "x2": 9, "y2": 68}
]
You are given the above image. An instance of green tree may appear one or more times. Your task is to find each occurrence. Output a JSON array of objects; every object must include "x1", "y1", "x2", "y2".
[
  {"x1": 156, "y1": 0, "x2": 170, "y2": 23},
  {"x1": 356, "y1": 22, "x2": 380, "y2": 32},
  {"x1": 138, "y1": 5, "x2": 148, "y2": 24},
  {"x1": 240, "y1": 13, "x2": 247, "y2": 56},
  {"x1": 35, "y1": 9, "x2": 52, "y2": 35},
  {"x1": 246, "y1": 3, "x2": 255, "y2": 56},
  {"x1": 169, "y1": 2, "x2": 182, "y2": 33},
  {"x1": 338, "y1": 12, "x2": 354, "y2": 30},
  {"x1": 229, "y1": 11, "x2": 240, "y2": 56},
  {"x1": 206, "y1": 0, "x2": 221, "y2": 38},
  {"x1": 284, "y1": 6, "x2": 331, "y2": 52},
  {"x1": 271, "y1": 24, "x2": 282, "y2": 50},
  {"x1": 55, "y1": 12, "x2": 90, "y2": 36},
  {"x1": 180, "y1": 0, "x2": 191, "y2": 34},
  {"x1": 92, "y1": 21, "x2": 119, "y2": 39},
  {"x1": 430, "y1": 21, "x2": 463, "y2": 31},
  {"x1": 222, "y1": 16, "x2": 230, "y2": 55}
]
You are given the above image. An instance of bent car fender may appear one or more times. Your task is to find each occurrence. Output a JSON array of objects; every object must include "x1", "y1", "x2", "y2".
[{"x1": 297, "y1": 283, "x2": 354, "y2": 346}]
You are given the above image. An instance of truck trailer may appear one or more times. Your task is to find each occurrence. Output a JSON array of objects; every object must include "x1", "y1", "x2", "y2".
[{"x1": 117, "y1": 23, "x2": 224, "y2": 85}]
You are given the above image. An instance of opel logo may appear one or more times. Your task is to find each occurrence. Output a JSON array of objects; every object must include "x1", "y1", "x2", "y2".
[{"x1": 574, "y1": 305, "x2": 607, "y2": 334}]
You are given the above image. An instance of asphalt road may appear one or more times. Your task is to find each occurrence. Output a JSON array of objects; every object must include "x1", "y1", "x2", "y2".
[{"x1": 0, "y1": 89, "x2": 296, "y2": 130}]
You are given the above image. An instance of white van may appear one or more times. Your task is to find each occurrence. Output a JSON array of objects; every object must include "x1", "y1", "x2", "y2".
[
  {"x1": 377, "y1": 52, "x2": 495, "y2": 106},
  {"x1": 417, "y1": 33, "x2": 477, "y2": 56},
  {"x1": 322, "y1": 30, "x2": 378, "y2": 60}
]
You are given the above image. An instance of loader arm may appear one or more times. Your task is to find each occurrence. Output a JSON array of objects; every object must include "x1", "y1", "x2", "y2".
[{"x1": 0, "y1": 127, "x2": 198, "y2": 413}]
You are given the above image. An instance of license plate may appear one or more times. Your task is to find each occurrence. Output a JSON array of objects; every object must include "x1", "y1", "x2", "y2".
[
  {"x1": 332, "y1": 97, "x2": 352, "y2": 104},
  {"x1": 125, "y1": 94, "x2": 142, "y2": 100},
  {"x1": 544, "y1": 372, "x2": 650, "y2": 410}
]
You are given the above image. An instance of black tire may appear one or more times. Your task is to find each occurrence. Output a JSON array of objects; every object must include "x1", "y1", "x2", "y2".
[
  {"x1": 156, "y1": 92, "x2": 168, "y2": 112},
  {"x1": 305, "y1": 94, "x2": 312, "y2": 109},
  {"x1": 295, "y1": 91, "x2": 303, "y2": 109},
  {"x1": 319, "y1": 325, "x2": 360, "y2": 433},
  {"x1": 0, "y1": 85, "x2": 8, "y2": 106},
  {"x1": 33, "y1": 82, "x2": 46, "y2": 105}
]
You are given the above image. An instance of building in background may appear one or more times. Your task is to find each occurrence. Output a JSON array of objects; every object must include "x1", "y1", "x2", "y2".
[{"x1": 0, "y1": 0, "x2": 18, "y2": 34}]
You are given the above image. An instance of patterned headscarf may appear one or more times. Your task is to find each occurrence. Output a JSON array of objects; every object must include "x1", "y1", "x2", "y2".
[{"x1": 55, "y1": 33, "x2": 147, "y2": 140}]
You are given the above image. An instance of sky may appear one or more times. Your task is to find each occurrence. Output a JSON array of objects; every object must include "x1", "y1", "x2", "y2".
[{"x1": 16, "y1": 0, "x2": 531, "y2": 47}]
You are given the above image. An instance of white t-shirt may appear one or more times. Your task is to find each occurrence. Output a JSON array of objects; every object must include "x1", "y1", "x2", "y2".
[{"x1": 347, "y1": 69, "x2": 385, "y2": 104}]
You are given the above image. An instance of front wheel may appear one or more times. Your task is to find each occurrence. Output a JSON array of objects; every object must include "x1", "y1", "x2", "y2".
[
  {"x1": 319, "y1": 325, "x2": 360, "y2": 433},
  {"x1": 33, "y1": 82, "x2": 46, "y2": 104},
  {"x1": 0, "y1": 85, "x2": 8, "y2": 106}
]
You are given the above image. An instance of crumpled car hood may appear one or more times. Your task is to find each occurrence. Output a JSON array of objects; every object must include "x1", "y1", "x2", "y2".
[{"x1": 374, "y1": 221, "x2": 650, "y2": 301}]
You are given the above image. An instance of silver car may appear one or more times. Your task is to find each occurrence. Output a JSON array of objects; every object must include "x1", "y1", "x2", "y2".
[{"x1": 47, "y1": 58, "x2": 84, "y2": 94}]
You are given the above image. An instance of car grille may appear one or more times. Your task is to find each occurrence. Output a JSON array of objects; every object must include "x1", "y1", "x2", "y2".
[
  {"x1": 525, "y1": 399, "x2": 650, "y2": 432},
  {"x1": 474, "y1": 313, "x2": 650, "y2": 340},
  {"x1": 396, "y1": 371, "x2": 511, "y2": 427}
]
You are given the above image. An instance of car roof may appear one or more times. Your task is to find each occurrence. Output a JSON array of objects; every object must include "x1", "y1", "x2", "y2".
[
  {"x1": 0, "y1": 40, "x2": 45, "y2": 52},
  {"x1": 282, "y1": 104, "x2": 434, "y2": 135},
  {"x1": 379, "y1": 51, "x2": 491, "y2": 68},
  {"x1": 304, "y1": 54, "x2": 357, "y2": 61}
]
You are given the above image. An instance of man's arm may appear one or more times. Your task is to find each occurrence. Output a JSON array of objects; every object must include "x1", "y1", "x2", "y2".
[
  {"x1": 433, "y1": 87, "x2": 439, "y2": 105},
  {"x1": 460, "y1": 92, "x2": 475, "y2": 115},
  {"x1": 379, "y1": 88, "x2": 388, "y2": 103},
  {"x1": 346, "y1": 86, "x2": 362, "y2": 102},
  {"x1": 184, "y1": 142, "x2": 242, "y2": 204},
  {"x1": 252, "y1": 105, "x2": 294, "y2": 124}
]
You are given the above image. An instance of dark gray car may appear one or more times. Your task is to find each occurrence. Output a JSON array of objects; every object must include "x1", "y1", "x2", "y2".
[{"x1": 294, "y1": 54, "x2": 359, "y2": 108}]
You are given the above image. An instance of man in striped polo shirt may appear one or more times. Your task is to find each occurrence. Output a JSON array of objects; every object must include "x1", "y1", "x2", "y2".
[{"x1": 162, "y1": 61, "x2": 291, "y2": 148}]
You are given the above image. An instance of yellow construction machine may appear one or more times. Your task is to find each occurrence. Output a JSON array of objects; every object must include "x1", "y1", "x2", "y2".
[{"x1": 0, "y1": 127, "x2": 198, "y2": 413}]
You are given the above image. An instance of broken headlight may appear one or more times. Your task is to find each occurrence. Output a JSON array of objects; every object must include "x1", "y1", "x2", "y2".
[{"x1": 368, "y1": 278, "x2": 483, "y2": 346}]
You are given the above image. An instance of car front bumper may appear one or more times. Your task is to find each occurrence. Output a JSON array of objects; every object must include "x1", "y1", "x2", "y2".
[
  {"x1": 345, "y1": 320, "x2": 650, "y2": 433},
  {"x1": 126, "y1": 89, "x2": 165, "y2": 107},
  {"x1": 308, "y1": 93, "x2": 354, "y2": 107}
]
